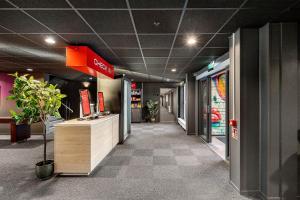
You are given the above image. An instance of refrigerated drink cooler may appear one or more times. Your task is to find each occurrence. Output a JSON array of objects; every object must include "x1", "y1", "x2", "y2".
[{"x1": 97, "y1": 76, "x2": 131, "y2": 143}]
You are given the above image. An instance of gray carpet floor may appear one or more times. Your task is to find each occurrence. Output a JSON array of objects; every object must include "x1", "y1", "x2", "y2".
[
  {"x1": 160, "y1": 106, "x2": 176, "y2": 122},
  {"x1": 0, "y1": 123, "x2": 254, "y2": 200}
]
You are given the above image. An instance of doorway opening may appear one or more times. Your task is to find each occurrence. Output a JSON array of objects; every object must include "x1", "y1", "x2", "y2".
[
  {"x1": 198, "y1": 71, "x2": 229, "y2": 160},
  {"x1": 160, "y1": 88, "x2": 176, "y2": 122}
]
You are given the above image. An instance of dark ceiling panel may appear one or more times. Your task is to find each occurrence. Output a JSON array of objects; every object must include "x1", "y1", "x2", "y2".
[
  {"x1": 207, "y1": 34, "x2": 230, "y2": 47},
  {"x1": 121, "y1": 57, "x2": 144, "y2": 64},
  {"x1": 132, "y1": 10, "x2": 181, "y2": 33},
  {"x1": 174, "y1": 34, "x2": 212, "y2": 48},
  {"x1": 129, "y1": 0, "x2": 185, "y2": 8},
  {"x1": 197, "y1": 47, "x2": 228, "y2": 57},
  {"x1": 10, "y1": 0, "x2": 70, "y2": 8},
  {"x1": 101, "y1": 35, "x2": 138, "y2": 48},
  {"x1": 220, "y1": 8, "x2": 282, "y2": 33},
  {"x1": 80, "y1": 10, "x2": 134, "y2": 33},
  {"x1": 168, "y1": 57, "x2": 190, "y2": 65},
  {"x1": 188, "y1": 0, "x2": 244, "y2": 8},
  {"x1": 179, "y1": 10, "x2": 234, "y2": 33},
  {"x1": 0, "y1": 11, "x2": 49, "y2": 33},
  {"x1": 139, "y1": 35, "x2": 174, "y2": 48},
  {"x1": 113, "y1": 48, "x2": 142, "y2": 57},
  {"x1": 146, "y1": 64, "x2": 165, "y2": 69},
  {"x1": 28, "y1": 10, "x2": 91, "y2": 33},
  {"x1": 143, "y1": 49, "x2": 170, "y2": 57},
  {"x1": 70, "y1": 0, "x2": 127, "y2": 8},
  {"x1": 245, "y1": 0, "x2": 297, "y2": 9},
  {"x1": 61, "y1": 34, "x2": 108, "y2": 48},
  {"x1": 145, "y1": 57, "x2": 167, "y2": 64},
  {"x1": 171, "y1": 48, "x2": 199, "y2": 57},
  {"x1": 0, "y1": 34, "x2": 41, "y2": 48},
  {"x1": 0, "y1": 1, "x2": 13, "y2": 8}
]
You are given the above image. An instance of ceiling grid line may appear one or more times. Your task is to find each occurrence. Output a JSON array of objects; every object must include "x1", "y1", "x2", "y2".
[
  {"x1": 125, "y1": 0, "x2": 148, "y2": 74},
  {"x1": 5, "y1": 0, "x2": 70, "y2": 43},
  {"x1": 64, "y1": 0, "x2": 121, "y2": 60},
  {"x1": 177, "y1": 0, "x2": 249, "y2": 77},
  {"x1": 161, "y1": 0, "x2": 189, "y2": 80}
]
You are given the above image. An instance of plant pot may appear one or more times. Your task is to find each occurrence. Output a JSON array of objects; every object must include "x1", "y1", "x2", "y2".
[
  {"x1": 35, "y1": 160, "x2": 54, "y2": 180},
  {"x1": 150, "y1": 118, "x2": 156, "y2": 123}
]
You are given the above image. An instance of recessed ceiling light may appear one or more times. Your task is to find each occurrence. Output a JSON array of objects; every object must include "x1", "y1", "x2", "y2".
[
  {"x1": 45, "y1": 37, "x2": 56, "y2": 45},
  {"x1": 26, "y1": 68, "x2": 33, "y2": 72},
  {"x1": 171, "y1": 68, "x2": 177, "y2": 72},
  {"x1": 186, "y1": 36, "x2": 197, "y2": 46},
  {"x1": 89, "y1": 77, "x2": 93, "y2": 80}
]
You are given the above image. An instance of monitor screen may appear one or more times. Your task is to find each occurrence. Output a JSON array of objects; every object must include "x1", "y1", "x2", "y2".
[
  {"x1": 79, "y1": 89, "x2": 91, "y2": 116},
  {"x1": 98, "y1": 92, "x2": 104, "y2": 112}
]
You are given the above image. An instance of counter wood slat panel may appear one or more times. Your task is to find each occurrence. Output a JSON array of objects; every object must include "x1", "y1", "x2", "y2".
[{"x1": 54, "y1": 114, "x2": 119, "y2": 175}]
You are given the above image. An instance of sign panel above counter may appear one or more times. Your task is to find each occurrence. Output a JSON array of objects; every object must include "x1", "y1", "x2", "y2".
[{"x1": 66, "y1": 46, "x2": 114, "y2": 79}]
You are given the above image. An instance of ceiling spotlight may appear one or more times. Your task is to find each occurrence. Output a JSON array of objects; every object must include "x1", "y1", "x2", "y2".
[
  {"x1": 26, "y1": 68, "x2": 33, "y2": 72},
  {"x1": 186, "y1": 36, "x2": 197, "y2": 46},
  {"x1": 45, "y1": 37, "x2": 56, "y2": 45},
  {"x1": 171, "y1": 68, "x2": 177, "y2": 72},
  {"x1": 153, "y1": 21, "x2": 160, "y2": 27},
  {"x1": 89, "y1": 77, "x2": 93, "y2": 80}
]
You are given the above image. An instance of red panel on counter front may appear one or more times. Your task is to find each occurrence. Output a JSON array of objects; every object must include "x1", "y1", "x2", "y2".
[
  {"x1": 66, "y1": 46, "x2": 114, "y2": 79},
  {"x1": 98, "y1": 92, "x2": 105, "y2": 112}
]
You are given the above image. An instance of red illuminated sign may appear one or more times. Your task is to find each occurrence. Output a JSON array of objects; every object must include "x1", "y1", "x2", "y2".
[
  {"x1": 79, "y1": 89, "x2": 91, "y2": 116},
  {"x1": 66, "y1": 46, "x2": 114, "y2": 79},
  {"x1": 98, "y1": 92, "x2": 104, "y2": 112}
]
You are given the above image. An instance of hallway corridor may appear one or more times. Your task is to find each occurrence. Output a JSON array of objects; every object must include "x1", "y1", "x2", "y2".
[
  {"x1": 160, "y1": 105, "x2": 176, "y2": 122},
  {"x1": 0, "y1": 123, "x2": 250, "y2": 200}
]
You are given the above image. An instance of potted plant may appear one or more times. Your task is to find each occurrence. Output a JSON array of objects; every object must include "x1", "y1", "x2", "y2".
[
  {"x1": 8, "y1": 73, "x2": 66, "y2": 180},
  {"x1": 146, "y1": 100, "x2": 159, "y2": 122}
]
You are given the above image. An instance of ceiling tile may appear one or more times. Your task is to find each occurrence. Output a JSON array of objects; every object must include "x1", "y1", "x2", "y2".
[
  {"x1": 146, "y1": 64, "x2": 165, "y2": 69},
  {"x1": 143, "y1": 49, "x2": 170, "y2": 57},
  {"x1": 220, "y1": 9, "x2": 282, "y2": 33},
  {"x1": 101, "y1": 35, "x2": 138, "y2": 48},
  {"x1": 28, "y1": 10, "x2": 91, "y2": 33},
  {"x1": 132, "y1": 10, "x2": 181, "y2": 33},
  {"x1": 113, "y1": 48, "x2": 141, "y2": 57},
  {"x1": 61, "y1": 34, "x2": 108, "y2": 48},
  {"x1": 80, "y1": 10, "x2": 134, "y2": 33},
  {"x1": 207, "y1": 34, "x2": 230, "y2": 47},
  {"x1": 129, "y1": 0, "x2": 185, "y2": 8},
  {"x1": 168, "y1": 57, "x2": 190, "y2": 65},
  {"x1": 197, "y1": 47, "x2": 228, "y2": 56},
  {"x1": 179, "y1": 10, "x2": 234, "y2": 33},
  {"x1": 245, "y1": 0, "x2": 297, "y2": 9},
  {"x1": 0, "y1": 1, "x2": 13, "y2": 8},
  {"x1": 145, "y1": 57, "x2": 167, "y2": 64},
  {"x1": 10, "y1": 0, "x2": 70, "y2": 8},
  {"x1": 22, "y1": 34, "x2": 67, "y2": 48},
  {"x1": 0, "y1": 34, "x2": 41, "y2": 48},
  {"x1": 188, "y1": 0, "x2": 244, "y2": 8},
  {"x1": 0, "y1": 11, "x2": 50, "y2": 33},
  {"x1": 70, "y1": 0, "x2": 127, "y2": 8},
  {"x1": 171, "y1": 48, "x2": 199, "y2": 57},
  {"x1": 174, "y1": 34, "x2": 212, "y2": 48},
  {"x1": 121, "y1": 57, "x2": 144, "y2": 64},
  {"x1": 139, "y1": 35, "x2": 174, "y2": 48}
]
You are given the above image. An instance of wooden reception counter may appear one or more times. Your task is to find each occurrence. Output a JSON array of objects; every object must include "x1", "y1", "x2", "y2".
[{"x1": 54, "y1": 114, "x2": 119, "y2": 175}]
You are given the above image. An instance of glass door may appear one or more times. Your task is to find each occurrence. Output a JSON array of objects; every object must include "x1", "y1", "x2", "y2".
[{"x1": 199, "y1": 78, "x2": 211, "y2": 142}]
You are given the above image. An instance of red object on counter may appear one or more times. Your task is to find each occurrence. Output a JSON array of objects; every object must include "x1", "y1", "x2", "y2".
[
  {"x1": 66, "y1": 46, "x2": 114, "y2": 79},
  {"x1": 98, "y1": 92, "x2": 104, "y2": 112},
  {"x1": 80, "y1": 89, "x2": 91, "y2": 116},
  {"x1": 229, "y1": 119, "x2": 237, "y2": 127}
]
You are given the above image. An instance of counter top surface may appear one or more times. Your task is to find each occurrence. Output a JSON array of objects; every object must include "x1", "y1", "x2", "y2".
[{"x1": 55, "y1": 114, "x2": 119, "y2": 127}]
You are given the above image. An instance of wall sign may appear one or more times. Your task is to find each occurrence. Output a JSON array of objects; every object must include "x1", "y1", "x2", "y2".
[
  {"x1": 66, "y1": 46, "x2": 114, "y2": 79},
  {"x1": 79, "y1": 89, "x2": 91, "y2": 116}
]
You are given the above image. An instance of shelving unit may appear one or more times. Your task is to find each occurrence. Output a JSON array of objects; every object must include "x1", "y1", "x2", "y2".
[{"x1": 131, "y1": 84, "x2": 143, "y2": 122}]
